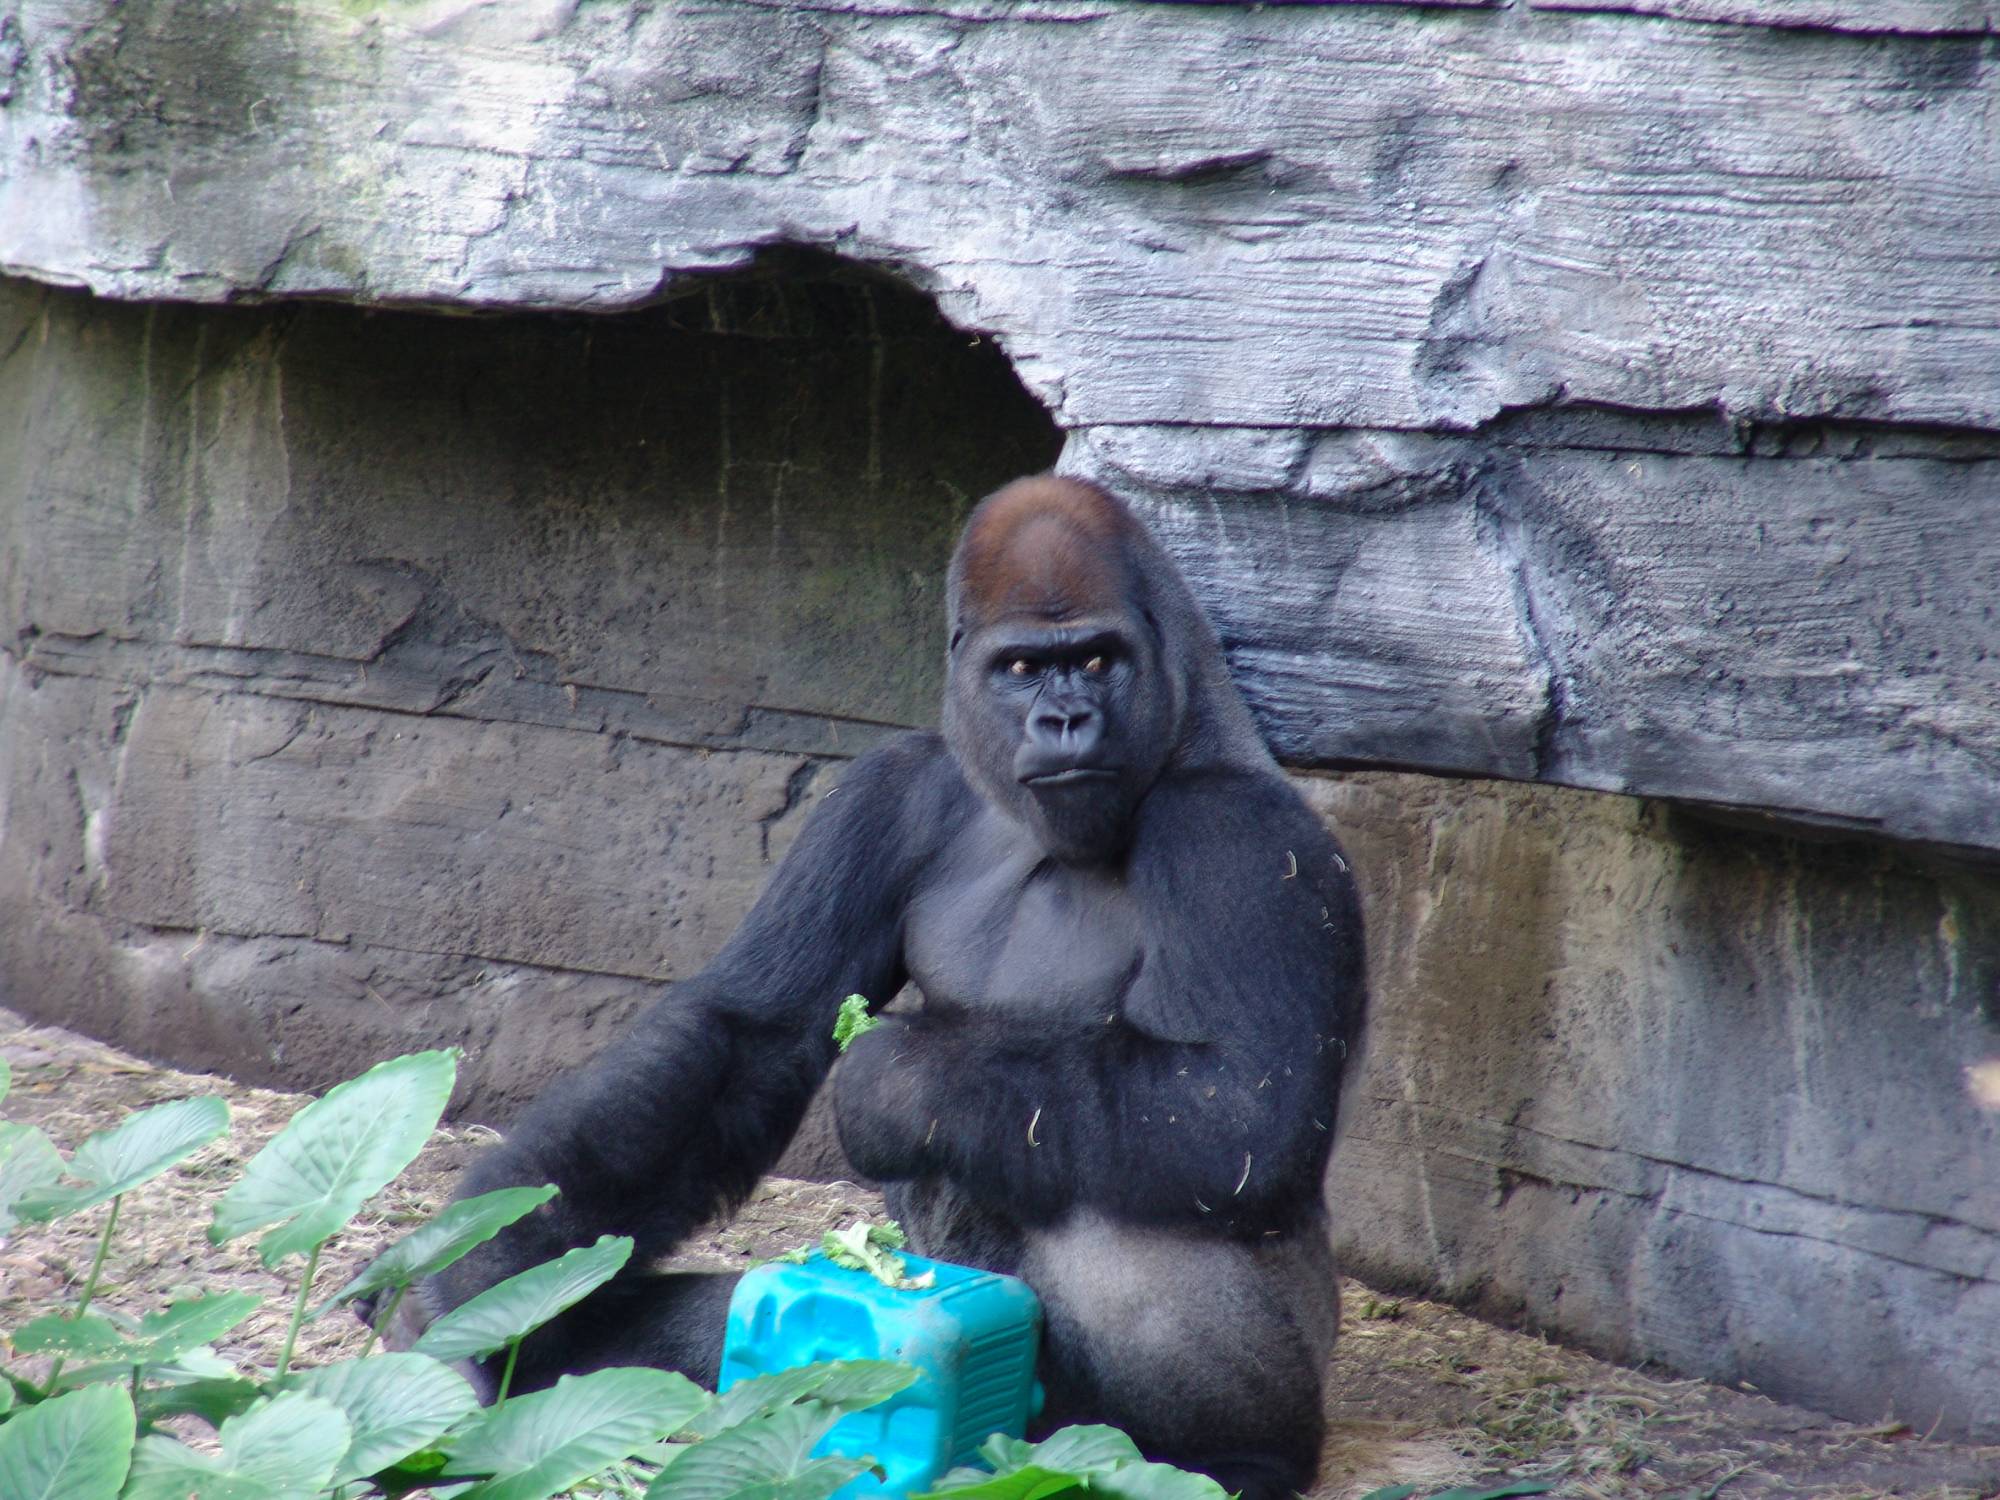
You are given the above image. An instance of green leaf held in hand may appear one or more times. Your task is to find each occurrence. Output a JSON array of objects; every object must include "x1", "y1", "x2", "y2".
[
  {"x1": 413, "y1": 1234, "x2": 632, "y2": 1363},
  {"x1": 0, "y1": 1384, "x2": 136, "y2": 1500},
  {"x1": 832, "y1": 995, "x2": 880, "y2": 1053},
  {"x1": 13, "y1": 1096, "x2": 229, "y2": 1224},
  {"x1": 445, "y1": 1367, "x2": 710, "y2": 1500},
  {"x1": 210, "y1": 1049, "x2": 456, "y2": 1266},
  {"x1": 317, "y1": 1183, "x2": 559, "y2": 1318}
]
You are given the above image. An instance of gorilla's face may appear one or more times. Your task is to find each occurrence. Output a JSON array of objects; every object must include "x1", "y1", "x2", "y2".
[{"x1": 950, "y1": 608, "x2": 1174, "y2": 863}]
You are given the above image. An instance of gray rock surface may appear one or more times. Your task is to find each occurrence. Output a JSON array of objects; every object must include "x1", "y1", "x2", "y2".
[
  {"x1": 4, "y1": 0, "x2": 1999, "y2": 851},
  {"x1": 1313, "y1": 771, "x2": 2000, "y2": 1445}
]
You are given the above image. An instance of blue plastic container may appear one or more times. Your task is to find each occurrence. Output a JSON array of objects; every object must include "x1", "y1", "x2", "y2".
[{"x1": 720, "y1": 1251, "x2": 1043, "y2": 1498}]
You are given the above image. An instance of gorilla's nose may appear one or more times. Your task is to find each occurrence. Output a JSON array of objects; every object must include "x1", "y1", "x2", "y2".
[{"x1": 1030, "y1": 703, "x2": 1100, "y2": 757}]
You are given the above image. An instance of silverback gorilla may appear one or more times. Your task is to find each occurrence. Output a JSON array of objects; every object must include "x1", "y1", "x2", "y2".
[{"x1": 419, "y1": 476, "x2": 1367, "y2": 1498}]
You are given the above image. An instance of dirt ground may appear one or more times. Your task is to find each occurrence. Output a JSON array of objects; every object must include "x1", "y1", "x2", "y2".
[{"x1": 3, "y1": 1010, "x2": 1995, "y2": 1500}]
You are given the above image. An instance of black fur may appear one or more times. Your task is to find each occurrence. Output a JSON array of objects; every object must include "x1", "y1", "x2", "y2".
[{"x1": 414, "y1": 477, "x2": 1366, "y2": 1499}]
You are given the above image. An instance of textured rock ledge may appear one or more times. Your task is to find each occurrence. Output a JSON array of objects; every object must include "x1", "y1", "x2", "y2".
[{"x1": 4, "y1": 0, "x2": 1999, "y2": 851}]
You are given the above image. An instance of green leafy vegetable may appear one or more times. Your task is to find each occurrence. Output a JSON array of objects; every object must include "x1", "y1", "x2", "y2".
[
  {"x1": 820, "y1": 1221, "x2": 934, "y2": 1291},
  {"x1": 832, "y1": 994, "x2": 881, "y2": 1053}
]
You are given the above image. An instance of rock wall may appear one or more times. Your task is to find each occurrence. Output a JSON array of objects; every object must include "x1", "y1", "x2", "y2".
[
  {"x1": 2, "y1": 0, "x2": 1998, "y2": 1445},
  {"x1": 1317, "y1": 773, "x2": 2000, "y2": 1444},
  {"x1": 5, "y1": 0, "x2": 2000, "y2": 852}
]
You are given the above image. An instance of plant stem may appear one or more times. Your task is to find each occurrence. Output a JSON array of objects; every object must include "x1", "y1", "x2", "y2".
[
  {"x1": 273, "y1": 1241, "x2": 324, "y2": 1382},
  {"x1": 74, "y1": 1193, "x2": 121, "y2": 1318},
  {"x1": 48, "y1": 1193, "x2": 122, "y2": 1386},
  {"x1": 359, "y1": 1283, "x2": 408, "y2": 1360},
  {"x1": 495, "y1": 1338, "x2": 521, "y2": 1406},
  {"x1": 0, "y1": 1365, "x2": 50, "y2": 1403}
]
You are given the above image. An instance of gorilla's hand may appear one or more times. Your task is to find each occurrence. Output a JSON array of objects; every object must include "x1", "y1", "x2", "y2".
[{"x1": 831, "y1": 1013, "x2": 938, "y2": 1182}]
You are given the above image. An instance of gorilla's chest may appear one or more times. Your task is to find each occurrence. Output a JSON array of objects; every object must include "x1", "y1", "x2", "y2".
[{"x1": 903, "y1": 812, "x2": 1143, "y2": 1022}]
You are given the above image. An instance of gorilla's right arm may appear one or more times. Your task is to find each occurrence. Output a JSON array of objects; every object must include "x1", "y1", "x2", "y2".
[{"x1": 426, "y1": 735, "x2": 959, "y2": 1335}]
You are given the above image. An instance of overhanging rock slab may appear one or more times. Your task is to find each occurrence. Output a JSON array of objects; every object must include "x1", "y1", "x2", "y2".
[{"x1": 3, "y1": 0, "x2": 1998, "y2": 851}]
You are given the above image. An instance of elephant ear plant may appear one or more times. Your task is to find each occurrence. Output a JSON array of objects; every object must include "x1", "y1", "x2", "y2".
[{"x1": 0, "y1": 1049, "x2": 920, "y2": 1500}]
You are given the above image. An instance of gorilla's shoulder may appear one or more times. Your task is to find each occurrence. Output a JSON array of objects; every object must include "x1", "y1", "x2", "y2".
[
  {"x1": 821, "y1": 731, "x2": 974, "y2": 843},
  {"x1": 1134, "y1": 764, "x2": 1353, "y2": 890}
]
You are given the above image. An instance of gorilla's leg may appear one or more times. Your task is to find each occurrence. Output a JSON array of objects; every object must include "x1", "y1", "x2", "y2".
[
  {"x1": 1022, "y1": 1215, "x2": 1339, "y2": 1500},
  {"x1": 884, "y1": 1178, "x2": 1029, "y2": 1279},
  {"x1": 369, "y1": 1269, "x2": 741, "y2": 1401}
]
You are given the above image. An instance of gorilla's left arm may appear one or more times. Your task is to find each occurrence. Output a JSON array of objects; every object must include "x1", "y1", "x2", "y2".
[{"x1": 834, "y1": 770, "x2": 1365, "y2": 1233}]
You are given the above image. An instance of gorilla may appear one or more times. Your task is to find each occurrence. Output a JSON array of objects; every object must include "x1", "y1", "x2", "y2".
[{"x1": 421, "y1": 475, "x2": 1366, "y2": 1499}]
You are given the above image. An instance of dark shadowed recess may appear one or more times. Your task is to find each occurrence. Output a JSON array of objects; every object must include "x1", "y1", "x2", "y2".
[
  {"x1": 260, "y1": 248, "x2": 1066, "y2": 745},
  {"x1": 0, "y1": 251, "x2": 1061, "y2": 1102}
]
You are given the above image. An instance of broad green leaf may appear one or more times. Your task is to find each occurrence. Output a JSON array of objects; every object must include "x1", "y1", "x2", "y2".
[
  {"x1": 210, "y1": 1050, "x2": 456, "y2": 1265},
  {"x1": 724, "y1": 1456, "x2": 880, "y2": 1500},
  {"x1": 286, "y1": 1352, "x2": 480, "y2": 1484},
  {"x1": 1089, "y1": 1460, "x2": 1231, "y2": 1500},
  {"x1": 124, "y1": 1392, "x2": 351, "y2": 1500},
  {"x1": 445, "y1": 1368, "x2": 709, "y2": 1500},
  {"x1": 1015, "y1": 1427, "x2": 1144, "y2": 1476},
  {"x1": 0, "y1": 1385, "x2": 134, "y2": 1500},
  {"x1": 975, "y1": 1435, "x2": 1036, "y2": 1473},
  {"x1": 1426, "y1": 1486, "x2": 1555, "y2": 1500},
  {"x1": 13, "y1": 1097, "x2": 228, "y2": 1223},
  {"x1": 14, "y1": 1294, "x2": 259, "y2": 1371},
  {"x1": 413, "y1": 1234, "x2": 631, "y2": 1362},
  {"x1": 316, "y1": 1184, "x2": 559, "y2": 1318},
  {"x1": 9, "y1": 1313, "x2": 129, "y2": 1360},
  {"x1": 644, "y1": 1403, "x2": 850, "y2": 1500},
  {"x1": 916, "y1": 1465, "x2": 1083, "y2": 1500},
  {"x1": 681, "y1": 1360, "x2": 912, "y2": 1439},
  {"x1": 123, "y1": 1293, "x2": 262, "y2": 1362},
  {"x1": 922, "y1": 1430, "x2": 1181, "y2": 1500},
  {"x1": 134, "y1": 1378, "x2": 263, "y2": 1429}
]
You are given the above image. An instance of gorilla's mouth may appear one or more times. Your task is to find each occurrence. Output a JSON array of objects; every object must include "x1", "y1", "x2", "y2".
[{"x1": 1020, "y1": 767, "x2": 1120, "y2": 787}]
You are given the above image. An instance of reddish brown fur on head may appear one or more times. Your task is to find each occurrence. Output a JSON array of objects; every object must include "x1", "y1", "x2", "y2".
[{"x1": 951, "y1": 476, "x2": 1145, "y2": 629}]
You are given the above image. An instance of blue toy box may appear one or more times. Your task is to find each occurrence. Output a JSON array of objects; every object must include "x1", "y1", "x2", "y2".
[{"x1": 720, "y1": 1251, "x2": 1043, "y2": 1498}]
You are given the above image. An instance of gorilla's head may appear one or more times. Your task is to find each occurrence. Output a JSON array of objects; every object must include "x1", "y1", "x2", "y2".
[{"x1": 943, "y1": 476, "x2": 1271, "y2": 863}]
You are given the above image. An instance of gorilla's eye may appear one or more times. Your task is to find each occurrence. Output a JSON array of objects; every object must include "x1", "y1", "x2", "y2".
[
  {"x1": 1008, "y1": 659, "x2": 1034, "y2": 678},
  {"x1": 1083, "y1": 656, "x2": 1107, "y2": 675}
]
